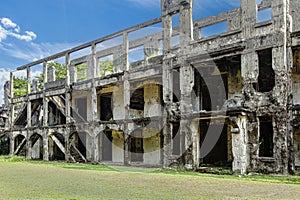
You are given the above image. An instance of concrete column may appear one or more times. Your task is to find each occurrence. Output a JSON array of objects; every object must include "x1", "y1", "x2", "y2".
[
  {"x1": 179, "y1": 0, "x2": 193, "y2": 45},
  {"x1": 123, "y1": 78, "x2": 130, "y2": 165},
  {"x1": 191, "y1": 120, "x2": 199, "y2": 168},
  {"x1": 42, "y1": 62, "x2": 48, "y2": 127},
  {"x1": 43, "y1": 133, "x2": 49, "y2": 161},
  {"x1": 161, "y1": 12, "x2": 173, "y2": 167},
  {"x1": 65, "y1": 53, "x2": 72, "y2": 124},
  {"x1": 91, "y1": 44, "x2": 99, "y2": 163},
  {"x1": 4, "y1": 81, "x2": 10, "y2": 106},
  {"x1": 64, "y1": 129, "x2": 70, "y2": 161},
  {"x1": 231, "y1": 116, "x2": 249, "y2": 175},
  {"x1": 9, "y1": 135, "x2": 14, "y2": 155},
  {"x1": 48, "y1": 66, "x2": 56, "y2": 82},
  {"x1": 86, "y1": 133, "x2": 92, "y2": 161},
  {"x1": 9, "y1": 72, "x2": 14, "y2": 128},
  {"x1": 32, "y1": 79, "x2": 38, "y2": 93},
  {"x1": 26, "y1": 136, "x2": 32, "y2": 159},
  {"x1": 27, "y1": 101, "x2": 32, "y2": 128}
]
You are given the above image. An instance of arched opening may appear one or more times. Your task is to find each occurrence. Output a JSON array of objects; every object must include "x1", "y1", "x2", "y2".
[
  {"x1": 48, "y1": 132, "x2": 65, "y2": 161},
  {"x1": 14, "y1": 135, "x2": 26, "y2": 156},
  {"x1": 0, "y1": 134, "x2": 9, "y2": 155},
  {"x1": 69, "y1": 132, "x2": 87, "y2": 163},
  {"x1": 29, "y1": 133, "x2": 43, "y2": 160}
]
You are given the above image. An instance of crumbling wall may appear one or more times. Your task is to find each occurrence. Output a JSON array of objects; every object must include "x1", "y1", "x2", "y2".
[
  {"x1": 143, "y1": 129, "x2": 161, "y2": 165},
  {"x1": 112, "y1": 130, "x2": 124, "y2": 163},
  {"x1": 294, "y1": 128, "x2": 300, "y2": 167}
]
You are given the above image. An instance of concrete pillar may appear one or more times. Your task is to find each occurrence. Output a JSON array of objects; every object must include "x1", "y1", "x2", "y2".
[
  {"x1": 191, "y1": 120, "x2": 199, "y2": 168},
  {"x1": 231, "y1": 116, "x2": 250, "y2": 175},
  {"x1": 161, "y1": 3, "x2": 173, "y2": 167},
  {"x1": 48, "y1": 66, "x2": 56, "y2": 82},
  {"x1": 4, "y1": 81, "x2": 10, "y2": 106},
  {"x1": 65, "y1": 53, "x2": 72, "y2": 124},
  {"x1": 86, "y1": 133, "x2": 92, "y2": 161},
  {"x1": 64, "y1": 129, "x2": 70, "y2": 161},
  {"x1": 271, "y1": 0, "x2": 292, "y2": 175},
  {"x1": 26, "y1": 136, "x2": 32, "y2": 159},
  {"x1": 9, "y1": 72, "x2": 14, "y2": 128},
  {"x1": 32, "y1": 79, "x2": 38, "y2": 93},
  {"x1": 43, "y1": 133, "x2": 49, "y2": 161},
  {"x1": 27, "y1": 101, "x2": 32, "y2": 128},
  {"x1": 9, "y1": 135, "x2": 14, "y2": 155},
  {"x1": 90, "y1": 44, "x2": 99, "y2": 163},
  {"x1": 179, "y1": 0, "x2": 193, "y2": 45},
  {"x1": 123, "y1": 79, "x2": 131, "y2": 165}
]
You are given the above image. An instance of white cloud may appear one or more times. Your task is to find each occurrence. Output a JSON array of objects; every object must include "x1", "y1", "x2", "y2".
[
  {"x1": 7, "y1": 31, "x2": 37, "y2": 42},
  {"x1": 0, "y1": 41, "x2": 79, "y2": 68},
  {"x1": 0, "y1": 17, "x2": 37, "y2": 42},
  {"x1": 1, "y1": 18, "x2": 18, "y2": 29}
]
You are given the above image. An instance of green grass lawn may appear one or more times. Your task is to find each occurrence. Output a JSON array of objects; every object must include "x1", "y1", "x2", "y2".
[{"x1": 0, "y1": 156, "x2": 300, "y2": 200}]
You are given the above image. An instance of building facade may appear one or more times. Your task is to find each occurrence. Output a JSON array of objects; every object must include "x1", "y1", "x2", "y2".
[{"x1": 2, "y1": 0, "x2": 300, "y2": 175}]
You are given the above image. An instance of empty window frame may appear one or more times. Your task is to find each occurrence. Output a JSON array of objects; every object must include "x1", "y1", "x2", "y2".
[
  {"x1": 75, "y1": 63, "x2": 88, "y2": 82},
  {"x1": 201, "y1": 21, "x2": 228, "y2": 38},
  {"x1": 172, "y1": 123, "x2": 180, "y2": 155},
  {"x1": 100, "y1": 93, "x2": 113, "y2": 121},
  {"x1": 259, "y1": 116, "x2": 274, "y2": 157},
  {"x1": 256, "y1": 48, "x2": 275, "y2": 92}
]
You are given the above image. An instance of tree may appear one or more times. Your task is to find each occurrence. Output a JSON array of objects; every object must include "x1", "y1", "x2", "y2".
[
  {"x1": 13, "y1": 62, "x2": 67, "y2": 97},
  {"x1": 13, "y1": 77, "x2": 29, "y2": 97},
  {"x1": 99, "y1": 60, "x2": 114, "y2": 76},
  {"x1": 76, "y1": 63, "x2": 87, "y2": 81}
]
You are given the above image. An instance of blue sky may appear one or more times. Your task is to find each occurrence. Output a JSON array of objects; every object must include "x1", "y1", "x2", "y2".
[{"x1": 0, "y1": 0, "x2": 243, "y2": 103}]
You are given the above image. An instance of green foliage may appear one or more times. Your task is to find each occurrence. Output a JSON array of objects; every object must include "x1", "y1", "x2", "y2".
[
  {"x1": 48, "y1": 62, "x2": 67, "y2": 80},
  {"x1": 76, "y1": 63, "x2": 87, "y2": 81},
  {"x1": 13, "y1": 77, "x2": 28, "y2": 97},
  {"x1": 13, "y1": 62, "x2": 67, "y2": 96},
  {"x1": 99, "y1": 60, "x2": 114, "y2": 76},
  {"x1": 0, "y1": 155, "x2": 27, "y2": 162}
]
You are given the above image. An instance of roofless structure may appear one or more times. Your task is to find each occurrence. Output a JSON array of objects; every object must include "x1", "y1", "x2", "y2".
[{"x1": 1, "y1": 0, "x2": 300, "y2": 175}]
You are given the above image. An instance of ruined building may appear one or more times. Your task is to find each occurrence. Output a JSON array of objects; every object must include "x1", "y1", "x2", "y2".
[{"x1": 1, "y1": 0, "x2": 300, "y2": 175}]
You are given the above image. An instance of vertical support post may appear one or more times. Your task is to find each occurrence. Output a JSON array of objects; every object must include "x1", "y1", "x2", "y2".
[
  {"x1": 43, "y1": 134, "x2": 49, "y2": 161},
  {"x1": 43, "y1": 62, "x2": 48, "y2": 127},
  {"x1": 271, "y1": 0, "x2": 292, "y2": 175},
  {"x1": 9, "y1": 72, "x2": 14, "y2": 128},
  {"x1": 91, "y1": 43, "x2": 99, "y2": 163},
  {"x1": 123, "y1": 32, "x2": 131, "y2": 165},
  {"x1": 27, "y1": 67, "x2": 32, "y2": 128},
  {"x1": 9, "y1": 135, "x2": 14, "y2": 155},
  {"x1": 65, "y1": 53, "x2": 71, "y2": 124},
  {"x1": 26, "y1": 137, "x2": 32, "y2": 159},
  {"x1": 162, "y1": 13, "x2": 173, "y2": 167},
  {"x1": 179, "y1": 0, "x2": 195, "y2": 168}
]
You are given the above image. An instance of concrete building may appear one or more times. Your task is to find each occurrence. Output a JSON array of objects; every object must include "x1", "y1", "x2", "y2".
[{"x1": 2, "y1": 0, "x2": 300, "y2": 174}]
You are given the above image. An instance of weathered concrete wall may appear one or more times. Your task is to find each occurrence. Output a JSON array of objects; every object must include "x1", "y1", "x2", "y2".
[
  {"x1": 228, "y1": 65, "x2": 243, "y2": 99},
  {"x1": 72, "y1": 91, "x2": 92, "y2": 121},
  {"x1": 113, "y1": 86, "x2": 125, "y2": 120},
  {"x1": 294, "y1": 128, "x2": 300, "y2": 167},
  {"x1": 292, "y1": 73, "x2": 300, "y2": 104},
  {"x1": 231, "y1": 116, "x2": 249, "y2": 174},
  {"x1": 144, "y1": 84, "x2": 161, "y2": 117},
  {"x1": 31, "y1": 139, "x2": 41, "y2": 159},
  {"x1": 112, "y1": 130, "x2": 124, "y2": 163},
  {"x1": 143, "y1": 129, "x2": 161, "y2": 165}
]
